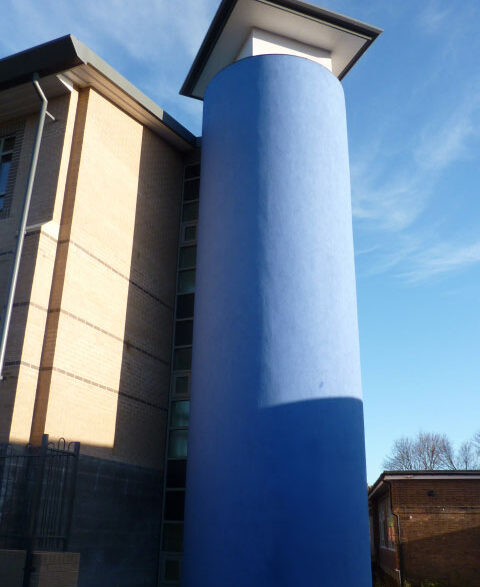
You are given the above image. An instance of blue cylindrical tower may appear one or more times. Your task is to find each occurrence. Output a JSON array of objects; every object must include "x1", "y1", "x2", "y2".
[{"x1": 182, "y1": 54, "x2": 371, "y2": 586}]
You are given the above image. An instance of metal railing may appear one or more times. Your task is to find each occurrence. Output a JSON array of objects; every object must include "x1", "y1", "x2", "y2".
[{"x1": 0, "y1": 434, "x2": 79, "y2": 553}]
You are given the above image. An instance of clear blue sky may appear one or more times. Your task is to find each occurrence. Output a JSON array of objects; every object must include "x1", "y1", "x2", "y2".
[{"x1": 2, "y1": 0, "x2": 479, "y2": 484}]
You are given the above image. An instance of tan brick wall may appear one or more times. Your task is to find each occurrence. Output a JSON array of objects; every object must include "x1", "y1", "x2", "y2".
[
  {"x1": 0, "y1": 73, "x2": 187, "y2": 587},
  {"x1": 30, "y1": 88, "x2": 183, "y2": 468},
  {"x1": 0, "y1": 91, "x2": 77, "y2": 247},
  {"x1": 1, "y1": 81, "x2": 184, "y2": 471},
  {"x1": 0, "y1": 90, "x2": 79, "y2": 443}
]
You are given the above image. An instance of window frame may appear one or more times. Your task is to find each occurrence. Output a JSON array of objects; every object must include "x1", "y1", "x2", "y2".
[
  {"x1": 0, "y1": 135, "x2": 15, "y2": 212},
  {"x1": 0, "y1": 125, "x2": 23, "y2": 219},
  {"x1": 160, "y1": 161, "x2": 200, "y2": 585},
  {"x1": 378, "y1": 495, "x2": 396, "y2": 551}
]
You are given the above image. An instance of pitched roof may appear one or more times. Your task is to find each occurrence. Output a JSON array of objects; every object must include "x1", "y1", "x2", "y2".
[{"x1": 0, "y1": 35, "x2": 196, "y2": 151}]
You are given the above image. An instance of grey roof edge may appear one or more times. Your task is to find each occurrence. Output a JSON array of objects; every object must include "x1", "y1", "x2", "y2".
[
  {"x1": 0, "y1": 35, "x2": 196, "y2": 147},
  {"x1": 0, "y1": 35, "x2": 83, "y2": 90},
  {"x1": 180, "y1": 0, "x2": 238, "y2": 98},
  {"x1": 180, "y1": 0, "x2": 383, "y2": 99},
  {"x1": 368, "y1": 469, "x2": 480, "y2": 498}
]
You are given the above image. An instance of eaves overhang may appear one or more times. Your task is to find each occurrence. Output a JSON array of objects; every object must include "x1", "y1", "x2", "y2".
[
  {"x1": 0, "y1": 35, "x2": 196, "y2": 152},
  {"x1": 180, "y1": 0, "x2": 382, "y2": 100},
  {"x1": 368, "y1": 470, "x2": 480, "y2": 501}
]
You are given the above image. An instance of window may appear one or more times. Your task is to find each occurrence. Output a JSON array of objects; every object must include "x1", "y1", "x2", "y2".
[
  {"x1": 172, "y1": 373, "x2": 190, "y2": 397},
  {"x1": 179, "y1": 245, "x2": 197, "y2": 269},
  {"x1": 183, "y1": 178, "x2": 200, "y2": 201},
  {"x1": 176, "y1": 294, "x2": 195, "y2": 319},
  {"x1": 378, "y1": 496, "x2": 395, "y2": 550},
  {"x1": 170, "y1": 401, "x2": 190, "y2": 428},
  {"x1": 182, "y1": 224, "x2": 197, "y2": 243},
  {"x1": 160, "y1": 162, "x2": 200, "y2": 585},
  {"x1": 182, "y1": 201, "x2": 199, "y2": 222},
  {"x1": 166, "y1": 460, "x2": 187, "y2": 488},
  {"x1": 164, "y1": 490, "x2": 185, "y2": 521},
  {"x1": 0, "y1": 136, "x2": 15, "y2": 212},
  {"x1": 168, "y1": 430, "x2": 188, "y2": 459},
  {"x1": 173, "y1": 348, "x2": 192, "y2": 371},
  {"x1": 175, "y1": 321, "x2": 193, "y2": 347},
  {"x1": 162, "y1": 524, "x2": 184, "y2": 551},
  {"x1": 177, "y1": 270, "x2": 196, "y2": 294},
  {"x1": 163, "y1": 558, "x2": 181, "y2": 582}
]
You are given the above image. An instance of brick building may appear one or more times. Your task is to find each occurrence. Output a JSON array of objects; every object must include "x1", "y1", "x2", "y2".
[
  {"x1": 0, "y1": 1, "x2": 382, "y2": 585},
  {"x1": 0, "y1": 35, "x2": 198, "y2": 586},
  {"x1": 369, "y1": 471, "x2": 480, "y2": 587}
]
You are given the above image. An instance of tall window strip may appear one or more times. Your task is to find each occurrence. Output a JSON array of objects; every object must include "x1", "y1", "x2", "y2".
[
  {"x1": 0, "y1": 135, "x2": 15, "y2": 212},
  {"x1": 159, "y1": 162, "x2": 200, "y2": 586}
]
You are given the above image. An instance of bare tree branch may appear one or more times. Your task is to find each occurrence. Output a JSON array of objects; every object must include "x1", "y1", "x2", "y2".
[
  {"x1": 457, "y1": 441, "x2": 479, "y2": 470},
  {"x1": 383, "y1": 431, "x2": 476, "y2": 471},
  {"x1": 383, "y1": 437, "x2": 415, "y2": 470},
  {"x1": 473, "y1": 430, "x2": 480, "y2": 454}
]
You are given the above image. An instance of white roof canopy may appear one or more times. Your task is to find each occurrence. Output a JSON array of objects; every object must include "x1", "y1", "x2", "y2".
[{"x1": 181, "y1": 0, "x2": 382, "y2": 100}]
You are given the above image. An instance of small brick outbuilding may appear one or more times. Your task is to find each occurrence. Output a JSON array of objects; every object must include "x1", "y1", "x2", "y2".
[{"x1": 368, "y1": 470, "x2": 480, "y2": 587}]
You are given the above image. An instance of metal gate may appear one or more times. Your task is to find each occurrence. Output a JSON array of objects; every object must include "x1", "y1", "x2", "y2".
[{"x1": 0, "y1": 434, "x2": 79, "y2": 552}]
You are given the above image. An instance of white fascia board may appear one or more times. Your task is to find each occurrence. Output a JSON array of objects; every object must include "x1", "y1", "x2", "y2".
[{"x1": 384, "y1": 475, "x2": 480, "y2": 481}]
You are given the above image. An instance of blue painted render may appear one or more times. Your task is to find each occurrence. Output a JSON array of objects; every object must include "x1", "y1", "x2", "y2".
[{"x1": 183, "y1": 55, "x2": 371, "y2": 586}]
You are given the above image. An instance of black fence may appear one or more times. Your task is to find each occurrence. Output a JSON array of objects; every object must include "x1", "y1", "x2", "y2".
[{"x1": 0, "y1": 434, "x2": 79, "y2": 552}]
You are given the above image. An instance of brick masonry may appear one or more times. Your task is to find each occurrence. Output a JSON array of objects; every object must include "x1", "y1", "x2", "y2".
[
  {"x1": 370, "y1": 476, "x2": 480, "y2": 587},
  {"x1": 0, "y1": 549, "x2": 80, "y2": 587},
  {"x1": 0, "y1": 77, "x2": 186, "y2": 586}
]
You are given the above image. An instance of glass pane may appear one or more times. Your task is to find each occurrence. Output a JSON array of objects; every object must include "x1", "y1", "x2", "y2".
[
  {"x1": 176, "y1": 294, "x2": 194, "y2": 319},
  {"x1": 182, "y1": 201, "x2": 199, "y2": 222},
  {"x1": 0, "y1": 156, "x2": 12, "y2": 195},
  {"x1": 162, "y1": 524, "x2": 184, "y2": 552},
  {"x1": 184, "y1": 179, "x2": 200, "y2": 201},
  {"x1": 0, "y1": 196, "x2": 4, "y2": 211},
  {"x1": 165, "y1": 491, "x2": 185, "y2": 521},
  {"x1": 183, "y1": 225, "x2": 197, "y2": 242},
  {"x1": 179, "y1": 246, "x2": 196, "y2": 269},
  {"x1": 166, "y1": 459, "x2": 187, "y2": 488},
  {"x1": 168, "y1": 430, "x2": 188, "y2": 458},
  {"x1": 173, "y1": 375, "x2": 189, "y2": 396},
  {"x1": 3, "y1": 136, "x2": 15, "y2": 151},
  {"x1": 171, "y1": 401, "x2": 190, "y2": 428},
  {"x1": 164, "y1": 558, "x2": 181, "y2": 581},
  {"x1": 177, "y1": 270, "x2": 195, "y2": 294},
  {"x1": 174, "y1": 348, "x2": 192, "y2": 371},
  {"x1": 175, "y1": 321, "x2": 193, "y2": 347},
  {"x1": 185, "y1": 163, "x2": 200, "y2": 179}
]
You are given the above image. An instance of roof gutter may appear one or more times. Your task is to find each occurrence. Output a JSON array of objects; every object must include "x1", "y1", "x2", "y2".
[
  {"x1": 0, "y1": 35, "x2": 197, "y2": 149},
  {"x1": 0, "y1": 73, "x2": 54, "y2": 379}
]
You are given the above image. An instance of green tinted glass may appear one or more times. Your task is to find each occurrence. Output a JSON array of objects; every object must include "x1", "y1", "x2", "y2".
[
  {"x1": 171, "y1": 401, "x2": 190, "y2": 428},
  {"x1": 168, "y1": 430, "x2": 188, "y2": 458},
  {"x1": 177, "y1": 270, "x2": 195, "y2": 294}
]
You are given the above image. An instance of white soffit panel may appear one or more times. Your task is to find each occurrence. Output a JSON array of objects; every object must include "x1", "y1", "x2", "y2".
[{"x1": 237, "y1": 28, "x2": 333, "y2": 71}]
